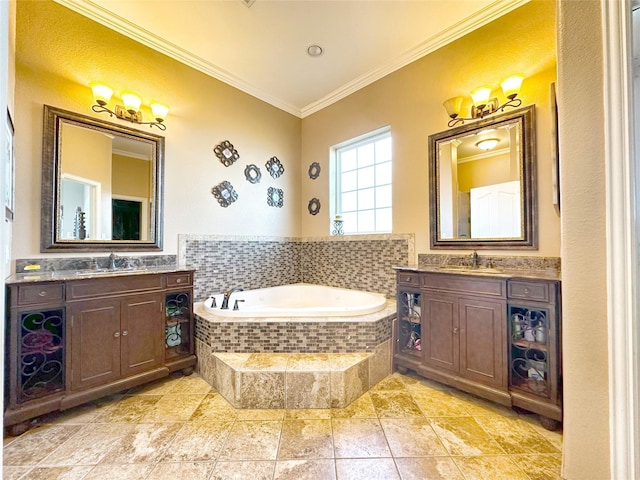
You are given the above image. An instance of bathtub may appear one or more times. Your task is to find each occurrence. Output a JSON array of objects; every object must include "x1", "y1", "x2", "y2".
[{"x1": 201, "y1": 283, "x2": 387, "y2": 318}]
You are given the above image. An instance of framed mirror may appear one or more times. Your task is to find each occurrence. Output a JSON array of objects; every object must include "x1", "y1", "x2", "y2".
[
  {"x1": 429, "y1": 105, "x2": 536, "y2": 249},
  {"x1": 41, "y1": 105, "x2": 164, "y2": 251}
]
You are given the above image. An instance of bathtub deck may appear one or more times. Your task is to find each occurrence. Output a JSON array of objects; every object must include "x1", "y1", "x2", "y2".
[{"x1": 200, "y1": 348, "x2": 392, "y2": 409}]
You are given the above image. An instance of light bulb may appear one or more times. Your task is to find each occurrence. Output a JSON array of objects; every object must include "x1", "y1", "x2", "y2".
[
  {"x1": 151, "y1": 103, "x2": 169, "y2": 122},
  {"x1": 121, "y1": 93, "x2": 142, "y2": 114},
  {"x1": 90, "y1": 84, "x2": 113, "y2": 106}
]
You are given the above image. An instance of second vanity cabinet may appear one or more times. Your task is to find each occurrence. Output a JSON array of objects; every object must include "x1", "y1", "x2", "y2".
[
  {"x1": 4, "y1": 270, "x2": 196, "y2": 435},
  {"x1": 395, "y1": 268, "x2": 562, "y2": 428}
]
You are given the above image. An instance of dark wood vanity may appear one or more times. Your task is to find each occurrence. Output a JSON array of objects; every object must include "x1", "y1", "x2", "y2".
[
  {"x1": 395, "y1": 267, "x2": 561, "y2": 429},
  {"x1": 4, "y1": 269, "x2": 195, "y2": 435}
]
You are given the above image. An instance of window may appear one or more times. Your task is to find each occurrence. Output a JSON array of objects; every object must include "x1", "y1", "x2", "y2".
[{"x1": 332, "y1": 127, "x2": 392, "y2": 234}]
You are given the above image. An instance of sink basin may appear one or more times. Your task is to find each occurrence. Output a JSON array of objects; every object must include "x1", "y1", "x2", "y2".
[
  {"x1": 435, "y1": 265, "x2": 504, "y2": 275},
  {"x1": 74, "y1": 267, "x2": 148, "y2": 276}
]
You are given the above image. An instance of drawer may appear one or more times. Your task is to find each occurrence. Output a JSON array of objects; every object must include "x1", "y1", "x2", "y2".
[
  {"x1": 68, "y1": 274, "x2": 164, "y2": 299},
  {"x1": 166, "y1": 272, "x2": 192, "y2": 287},
  {"x1": 507, "y1": 280, "x2": 553, "y2": 302},
  {"x1": 18, "y1": 283, "x2": 64, "y2": 305},
  {"x1": 397, "y1": 271, "x2": 420, "y2": 287},
  {"x1": 422, "y1": 273, "x2": 506, "y2": 298}
]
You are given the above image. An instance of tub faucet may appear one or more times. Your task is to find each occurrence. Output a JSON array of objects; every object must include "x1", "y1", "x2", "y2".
[
  {"x1": 221, "y1": 287, "x2": 244, "y2": 309},
  {"x1": 471, "y1": 250, "x2": 479, "y2": 269}
]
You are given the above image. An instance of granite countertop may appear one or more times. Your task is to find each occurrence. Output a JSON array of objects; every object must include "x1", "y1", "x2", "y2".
[
  {"x1": 5, "y1": 265, "x2": 194, "y2": 285},
  {"x1": 394, "y1": 264, "x2": 561, "y2": 281}
]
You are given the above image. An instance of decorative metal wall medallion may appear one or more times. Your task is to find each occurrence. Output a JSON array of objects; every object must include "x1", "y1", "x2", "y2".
[
  {"x1": 214, "y1": 140, "x2": 240, "y2": 167},
  {"x1": 308, "y1": 198, "x2": 321, "y2": 215},
  {"x1": 308, "y1": 162, "x2": 321, "y2": 179},
  {"x1": 244, "y1": 164, "x2": 262, "y2": 183},
  {"x1": 267, "y1": 187, "x2": 284, "y2": 208},
  {"x1": 211, "y1": 181, "x2": 238, "y2": 207},
  {"x1": 265, "y1": 156, "x2": 285, "y2": 178}
]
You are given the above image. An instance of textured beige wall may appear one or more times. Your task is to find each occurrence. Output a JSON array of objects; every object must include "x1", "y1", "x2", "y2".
[
  {"x1": 13, "y1": 0, "x2": 301, "y2": 258},
  {"x1": 301, "y1": 1, "x2": 558, "y2": 260},
  {"x1": 557, "y1": 1, "x2": 610, "y2": 478}
]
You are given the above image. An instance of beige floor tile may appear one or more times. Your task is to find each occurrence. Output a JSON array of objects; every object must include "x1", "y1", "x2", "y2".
[
  {"x1": 2, "y1": 466, "x2": 34, "y2": 480},
  {"x1": 146, "y1": 461, "x2": 215, "y2": 480},
  {"x1": 92, "y1": 394, "x2": 162, "y2": 423},
  {"x1": 380, "y1": 417, "x2": 448, "y2": 457},
  {"x1": 98, "y1": 422, "x2": 183, "y2": 464},
  {"x1": 218, "y1": 420, "x2": 283, "y2": 461},
  {"x1": 332, "y1": 418, "x2": 391, "y2": 458},
  {"x1": 410, "y1": 388, "x2": 472, "y2": 417},
  {"x1": 210, "y1": 460, "x2": 276, "y2": 480},
  {"x1": 161, "y1": 421, "x2": 233, "y2": 462},
  {"x1": 453, "y1": 455, "x2": 530, "y2": 480},
  {"x1": 429, "y1": 417, "x2": 505, "y2": 456},
  {"x1": 474, "y1": 415, "x2": 561, "y2": 454},
  {"x1": 285, "y1": 408, "x2": 332, "y2": 420},
  {"x1": 39, "y1": 423, "x2": 135, "y2": 467},
  {"x1": 3, "y1": 424, "x2": 83, "y2": 466},
  {"x1": 369, "y1": 390, "x2": 423, "y2": 418},
  {"x1": 138, "y1": 393, "x2": 206, "y2": 422},
  {"x1": 82, "y1": 463, "x2": 154, "y2": 480},
  {"x1": 335, "y1": 458, "x2": 400, "y2": 480},
  {"x1": 512, "y1": 454, "x2": 563, "y2": 480},
  {"x1": 126, "y1": 373, "x2": 183, "y2": 395},
  {"x1": 400, "y1": 372, "x2": 451, "y2": 391},
  {"x1": 190, "y1": 393, "x2": 239, "y2": 422},
  {"x1": 277, "y1": 419, "x2": 334, "y2": 459},
  {"x1": 331, "y1": 393, "x2": 377, "y2": 419},
  {"x1": 238, "y1": 408, "x2": 286, "y2": 421},
  {"x1": 369, "y1": 374, "x2": 407, "y2": 391},
  {"x1": 15, "y1": 466, "x2": 93, "y2": 479},
  {"x1": 394, "y1": 457, "x2": 464, "y2": 480},
  {"x1": 451, "y1": 390, "x2": 517, "y2": 416},
  {"x1": 166, "y1": 373, "x2": 215, "y2": 394},
  {"x1": 38, "y1": 398, "x2": 120, "y2": 426},
  {"x1": 273, "y1": 459, "x2": 336, "y2": 480}
]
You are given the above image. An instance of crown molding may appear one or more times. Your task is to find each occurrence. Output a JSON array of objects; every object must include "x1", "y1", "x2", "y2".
[{"x1": 55, "y1": 0, "x2": 528, "y2": 119}]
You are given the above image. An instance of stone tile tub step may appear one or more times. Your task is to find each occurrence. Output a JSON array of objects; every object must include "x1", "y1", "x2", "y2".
[{"x1": 212, "y1": 352, "x2": 378, "y2": 409}]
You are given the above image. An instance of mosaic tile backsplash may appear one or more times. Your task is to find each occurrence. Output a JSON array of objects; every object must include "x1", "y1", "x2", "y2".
[{"x1": 180, "y1": 234, "x2": 414, "y2": 301}]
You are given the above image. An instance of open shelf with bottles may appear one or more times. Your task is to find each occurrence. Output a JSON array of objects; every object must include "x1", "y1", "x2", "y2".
[
  {"x1": 397, "y1": 289, "x2": 423, "y2": 357},
  {"x1": 165, "y1": 291, "x2": 192, "y2": 359}
]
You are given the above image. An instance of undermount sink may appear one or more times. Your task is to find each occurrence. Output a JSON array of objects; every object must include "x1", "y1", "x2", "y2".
[
  {"x1": 74, "y1": 267, "x2": 148, "y2": 276},
  {"x1": 435, "y1": 265, "x2": 504, "y2": 275}
]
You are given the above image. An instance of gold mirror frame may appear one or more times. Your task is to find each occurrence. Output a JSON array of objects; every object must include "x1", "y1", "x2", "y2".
[
  {"x1": 41, "y1": 105, "x2": 164, "y2": 251},
  {"x1": 429, "y1": 105, "x2": 537, "y2": 249}
]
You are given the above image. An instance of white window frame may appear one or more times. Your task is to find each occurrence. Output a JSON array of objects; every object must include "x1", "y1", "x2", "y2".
[{"x1": 330, "y1": 126, "x2": 392, "y2": 234}]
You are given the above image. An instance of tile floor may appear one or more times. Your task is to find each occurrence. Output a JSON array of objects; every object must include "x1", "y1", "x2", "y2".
[{"x1": 3, "y1": 372, "x2": 562, "y2": 480}]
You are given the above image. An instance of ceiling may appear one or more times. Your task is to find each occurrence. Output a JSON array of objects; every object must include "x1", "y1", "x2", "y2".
[{"x1": 55, "y1": 0, "x2": 529, "y2": 118}]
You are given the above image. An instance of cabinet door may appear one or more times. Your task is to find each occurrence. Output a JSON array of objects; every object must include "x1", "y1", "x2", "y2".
[
  {"x1": 459, "y1": 297, "x2": 506, "y2": 388},
  {"x1": 424, "y1": 293, "x2": 459, "y2": 373},
  {"x1": 121, "y1": 293, "x2": 163, "y2": 377},
  {"x1": 69, "y1": 298, "x2": 121, "y2": 391}
]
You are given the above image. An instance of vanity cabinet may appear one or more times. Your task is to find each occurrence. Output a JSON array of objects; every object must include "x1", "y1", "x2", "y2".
[
  {"x1": 395, "y1": 269, "x2": 562, "y2": 429},
  {"x1": 4, "y1": 270, "x2": 196, "y2": 435}
]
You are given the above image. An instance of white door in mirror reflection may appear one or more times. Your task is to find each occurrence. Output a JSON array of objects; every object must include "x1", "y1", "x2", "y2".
[
  {"x1": 470, "y1": 180, "x2": 521, "y2": 238},
  {"x1": 60, "y1": 174, "x2": 100, "y2": 240}
]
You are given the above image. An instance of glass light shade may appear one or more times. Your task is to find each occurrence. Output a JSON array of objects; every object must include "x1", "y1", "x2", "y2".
[
  {"x1": 501, "y1": 75, "x2": 525, "y2": 100},
  {"x1": 475, "y1": 138, "x2": 500, "y2": 151},
  {"x1": 121, "y1": 93, "x2": 142, "y2": 114},
  {"x1": 443, "y1": 96, "x2": 463, "y2": 118},
  {"x1": 90, "y1": 84, "x2": 113, "y2": 106},
  {"x1": 151, "y1": 103, "x2": 170, "y2": 121},
  {"x1": 470, "y1": 86, "x2": 492, "y2": 107}
]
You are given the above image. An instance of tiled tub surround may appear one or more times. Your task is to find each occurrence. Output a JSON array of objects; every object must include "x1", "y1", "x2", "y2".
[
  {"x1": 194, "y1": 301, "x2": 395, "y2": 409},
  {"x1": 178, "y1": 234, "x2": 414, "y2": 301}
]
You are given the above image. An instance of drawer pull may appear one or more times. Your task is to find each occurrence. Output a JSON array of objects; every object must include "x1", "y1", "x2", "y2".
[
  {"x1": 524, "y1": 288, "x2": 530, "y2": 294},
  {"x1": 38, "y1": 291, "x2": 47, "y2": 297},
  {"x1": 114, "y1": 331, "x2": 120, "y2": 338},
  {"x1": 176, "y1": 278, "x2": 182, "y2": 283}
]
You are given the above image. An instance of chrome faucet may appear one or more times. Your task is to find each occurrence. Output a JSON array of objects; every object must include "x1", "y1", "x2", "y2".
[
  {"x1": 471, "y1": 250, "x2": 479, "y2": 269},
  {"x1": 220, "y1": 287, "x2": 244, "y2": 309}
]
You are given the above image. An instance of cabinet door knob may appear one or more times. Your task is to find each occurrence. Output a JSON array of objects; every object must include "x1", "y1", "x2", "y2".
[
  {"x1": 176, "y1": 278, "x2": 182, "y2": 283},
  {"x1": 122, "y1": 330, "x2": 128, "y2": 336},
  {"x1": 113, "y1": 331, "x2": 120, "y2": 338},
  {"x1": 453, "y1": 327, "x2": 459, "y2": 334},
  {"x1": 524, "y1": 288, "x2": 530, "y2": 294}
]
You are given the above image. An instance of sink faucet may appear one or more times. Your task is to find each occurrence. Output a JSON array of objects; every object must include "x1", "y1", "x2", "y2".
[
  {"x1": 220, "y1": 287, "x2": 244, "y2": 309},
  {"x1": 471, "y1": 250, "x2": 479, "y2": 269},
  {"x1": 108, "y1": 252, "x2": 118, "y2": 269}
]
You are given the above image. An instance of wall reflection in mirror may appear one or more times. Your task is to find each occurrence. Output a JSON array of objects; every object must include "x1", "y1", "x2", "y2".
[
  {"x1": 429, "y1": 106, "x2": 536, "y2": 249},
  {"x1": 42, "y1": 105, "x2": 164, "y2": 251}
]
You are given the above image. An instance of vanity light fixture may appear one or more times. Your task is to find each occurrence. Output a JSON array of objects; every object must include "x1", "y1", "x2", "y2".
[
  {"x1": 90, "y1": 84, "x2": 169, "y2": 131},
  {"x1": 475, "y1": 138, "x2": 500, "y2": 151},
  {"x1": 443, "y1": 74, "x2": 524, "y2": 128}
]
